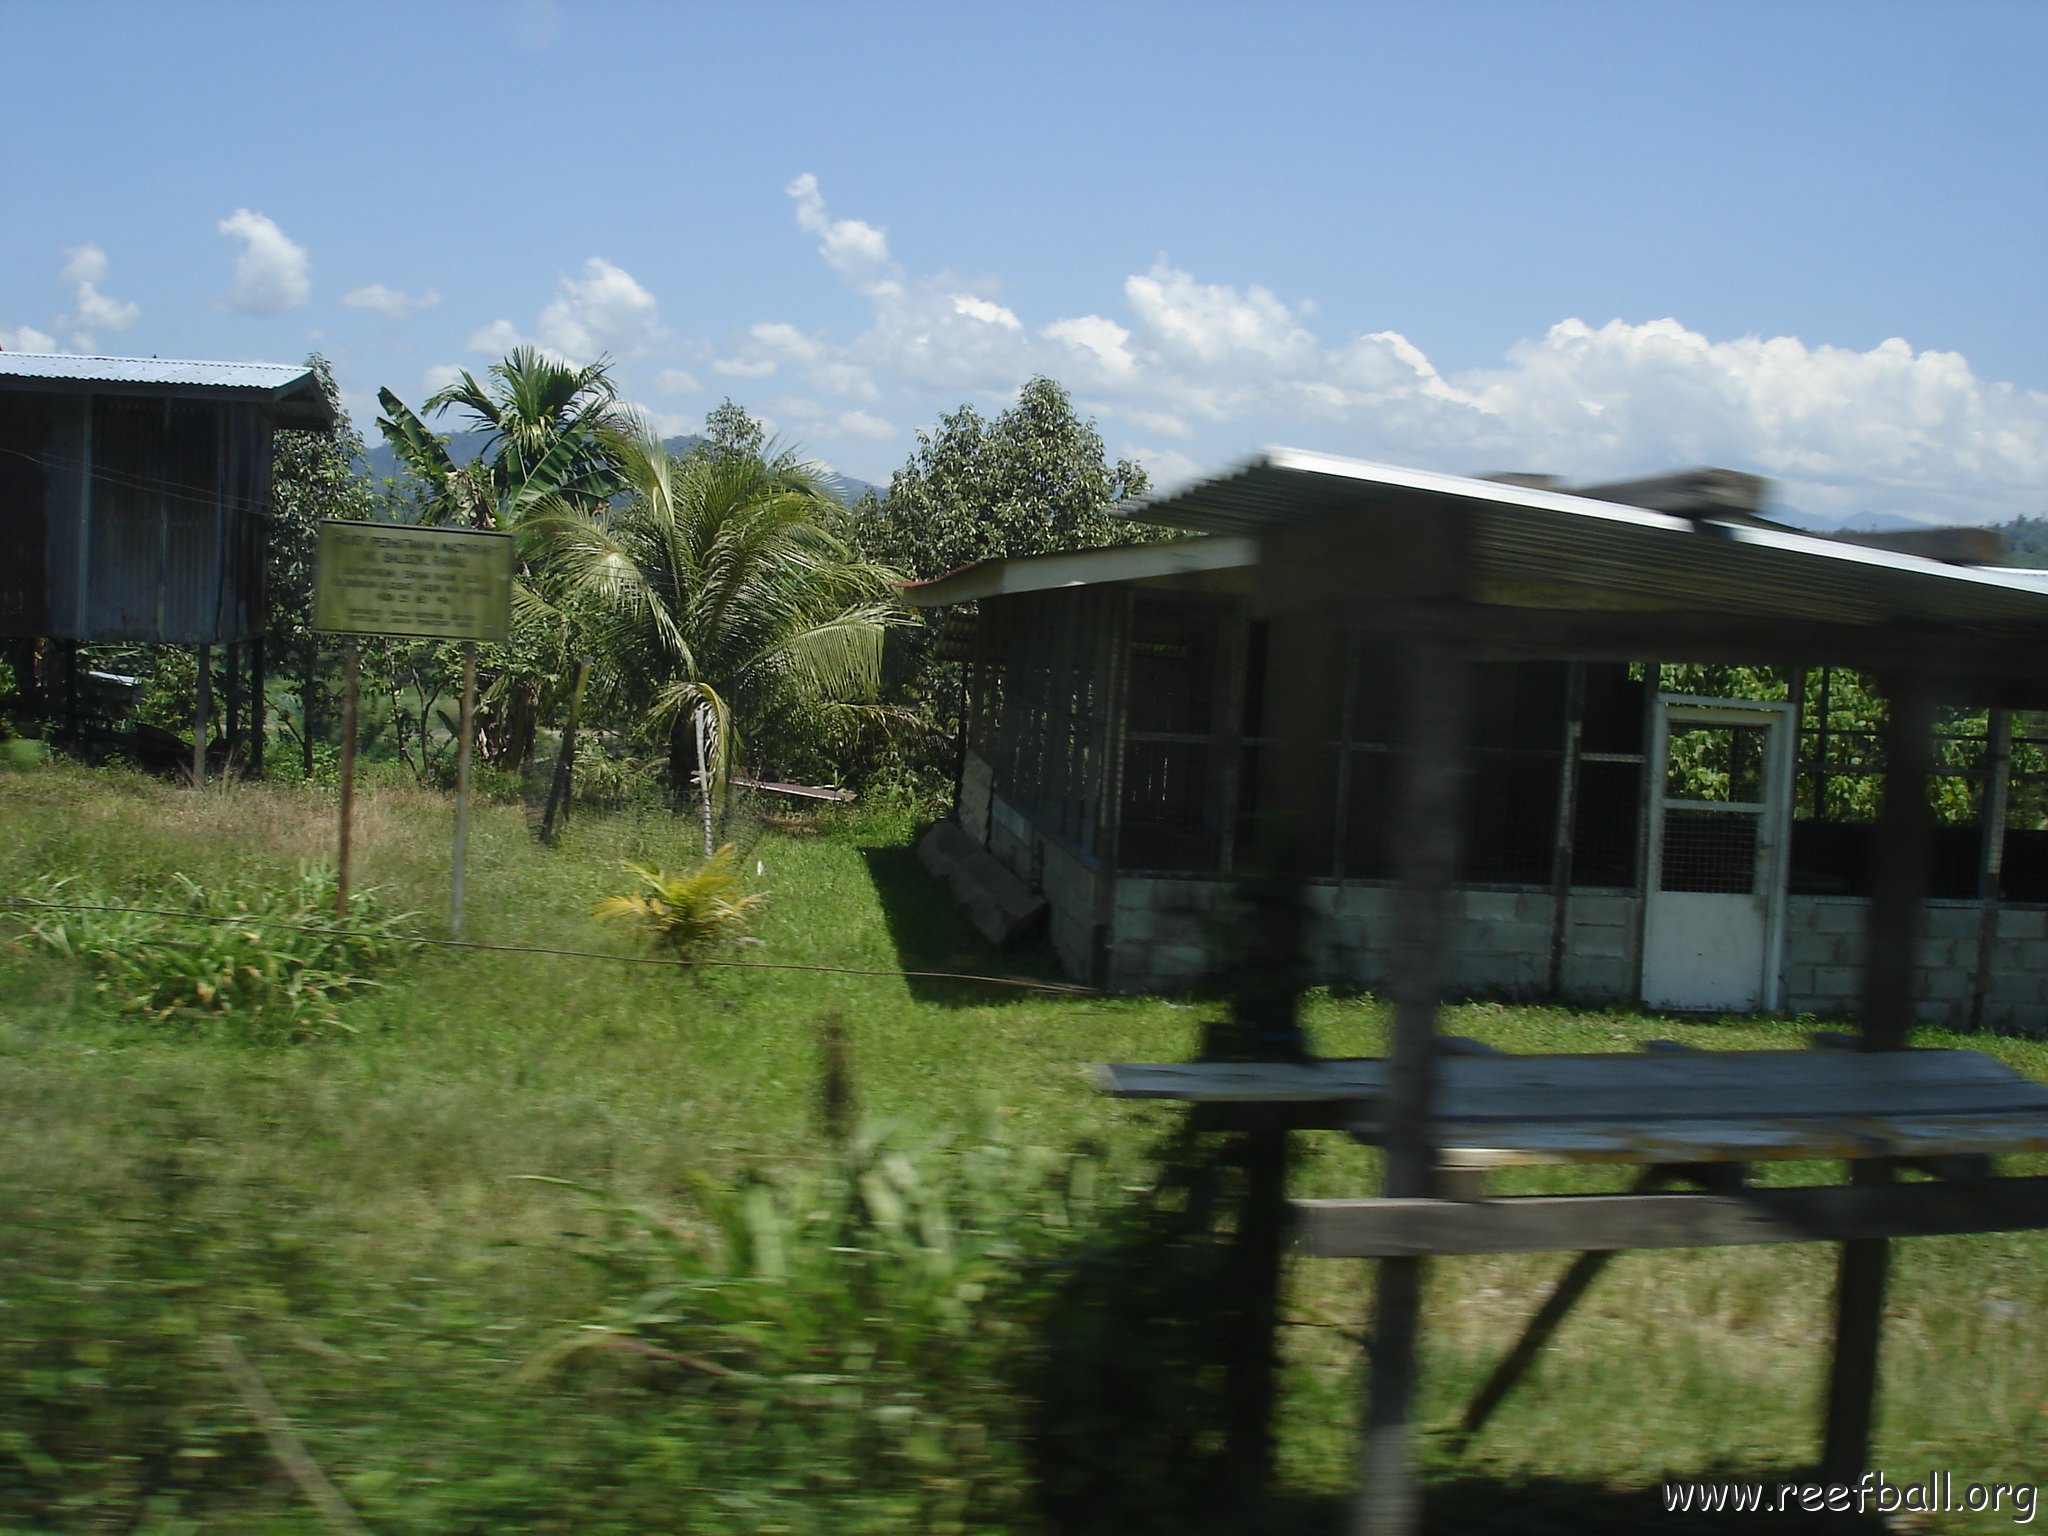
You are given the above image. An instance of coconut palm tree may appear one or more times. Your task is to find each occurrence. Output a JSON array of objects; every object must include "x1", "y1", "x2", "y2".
[{"x1": 527, "y1": 434, "x2": 913, "y2": 849}]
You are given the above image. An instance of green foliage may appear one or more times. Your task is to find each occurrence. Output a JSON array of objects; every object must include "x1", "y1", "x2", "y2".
[
  {"x1": 22, "y1": 863, "x2": 419, "y2": 1039},
  {"x1": 531, "y1": 1125, "x2": 1101, "y2": 1530},
  {"x1": 697, "y1": 396, "x2": 767, "y2": 463},
  {"x1": 530, "y1": 434, "x2": 915, "y2": 804},
  {"x1": 590, "y1": 846, "x2": 765, "y2": 958},
  {"x1": 867, "y1": 375, "x2": 1154, "y2": 581}
]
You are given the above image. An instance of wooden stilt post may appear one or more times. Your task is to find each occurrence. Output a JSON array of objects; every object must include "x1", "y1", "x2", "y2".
[
  {"x1": 193, "y1": 644, "x2": 212, "y2": 787},
  {"x1": 251, "y1": 636, "x2": 266, "y2": 779},
  {"x1": 1822, "y1": 666, "x2": 1933, "y2": 1480},
  {"x1": 225, "y1": 640, "x2": 243, "y2": 767},
  {"x1": 1354, "y1": 632, "x2": 1472, "y2": 1536},
  {"x1": 336, "y1": 643, "x2": 359, "y2": 919}
]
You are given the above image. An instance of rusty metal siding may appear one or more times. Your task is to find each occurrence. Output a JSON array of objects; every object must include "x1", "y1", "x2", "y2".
[{"x1": 0, "y1": 393, "x2": 52, "y2": 635}]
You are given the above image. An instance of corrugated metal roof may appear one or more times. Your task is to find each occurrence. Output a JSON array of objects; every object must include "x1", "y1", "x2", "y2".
[
  {"x1": 0, "y1": 352, "x2": 312, "y2": 390},
  {"x1": 1117, "y1": 447, "x2": 2048, "y2": 633},
  {"x1": 902, "y1": 534, "x2": 1256, "y2": 607},
  {"x1": 0, "y1": 353, "x2": 335, "y2": 429}
]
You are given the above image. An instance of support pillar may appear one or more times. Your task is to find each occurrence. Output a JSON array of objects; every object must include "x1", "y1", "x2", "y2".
[
  {"x1": 1822, "y1": 667, "x2": 1933, "y2": 1479},
  {"x1": 1353, "y1": 634, "x2": 1473, "y2": 1536}
]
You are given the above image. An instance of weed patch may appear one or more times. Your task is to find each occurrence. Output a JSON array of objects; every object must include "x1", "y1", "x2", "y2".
[{"x1": 19, "y1": 863, "x2": 419, "y2": 1040}]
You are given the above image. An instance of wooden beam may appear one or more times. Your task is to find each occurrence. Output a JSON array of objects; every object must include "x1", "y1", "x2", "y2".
[
  {"x1": 1296, "y1": 1176, "x2": 2048, "y2": 1257},
  {"x1": 1311, "y1": 598, "x2": 2048, "y2": 685}
]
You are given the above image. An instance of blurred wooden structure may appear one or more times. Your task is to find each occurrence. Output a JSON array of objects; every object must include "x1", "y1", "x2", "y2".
[{"x1": 1069, "y1": 451, "x2": 2048, "y2": 1533}]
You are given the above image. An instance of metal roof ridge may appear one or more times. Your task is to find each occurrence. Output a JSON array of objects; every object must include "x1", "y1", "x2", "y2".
[{"x1": 1126, "y1": 444, "x2": 2048, "y2": 598}]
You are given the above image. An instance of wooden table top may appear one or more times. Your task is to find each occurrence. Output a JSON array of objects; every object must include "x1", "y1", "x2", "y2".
[{"x1": 1097, "y1": 1049, "x2": 2048, "y2": 1167}]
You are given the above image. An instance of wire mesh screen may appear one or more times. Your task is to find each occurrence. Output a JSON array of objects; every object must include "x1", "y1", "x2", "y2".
[
  {"x1": 1660, "y1": 809, "x2": 1758, "y2": 894},
  {"x1": 1787, "y1": 667, "x2": 2006, "y2": 900}
]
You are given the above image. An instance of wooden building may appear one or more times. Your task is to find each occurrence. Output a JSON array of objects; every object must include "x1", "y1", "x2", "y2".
[
  {"x1": 908, "y1": 451, "x2": 2048, "y2": 1033},
  {"x1": 0, "y1": 352, "x2": 336, "y2": 769}
]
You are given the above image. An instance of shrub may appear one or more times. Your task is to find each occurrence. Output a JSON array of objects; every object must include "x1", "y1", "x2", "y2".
[
  {"x1": 589, "y1": 846, "x2": 763, "y2": 959},
  {"x1": 19, "y1": 863, "x2": 420, "y2": 1040}
]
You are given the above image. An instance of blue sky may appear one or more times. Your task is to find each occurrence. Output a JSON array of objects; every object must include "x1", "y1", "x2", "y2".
[{"x1": 5, "y1": 0, "x2": 2045, "y2": 524}]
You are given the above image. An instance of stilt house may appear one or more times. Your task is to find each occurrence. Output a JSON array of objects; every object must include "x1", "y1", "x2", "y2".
[{"x1": 0, "y1": 352, "x2": 337, "y2": 766}]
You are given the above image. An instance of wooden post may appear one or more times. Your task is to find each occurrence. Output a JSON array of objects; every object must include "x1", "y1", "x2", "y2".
[
  {"x1": 1354, "y1": 633, "x2": 1473, "y2": 1536},
  {"x1": 250, "y1": 636, "x2": 266, "y2": 779},
  {"x1": 1970, "y1": 707, "x2": 2013, "y2": 1031},
  {"x1": 336, "y1": 643, "x2": 358, "y2": 919},
  {"x1": 450, "y1": 644, "x2": 476, "y2": 938},
  {"x1": 193, "y1": 644, "x2": 212, "y2": 787},
  {"x1": 1822, "y1": 666, "x2": 1933, "y2": 1480}
]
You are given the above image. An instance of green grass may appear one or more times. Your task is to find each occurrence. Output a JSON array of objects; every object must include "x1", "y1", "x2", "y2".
[{"x1": 0, "y1": 760, "x2": 2043, "y2": 1532}]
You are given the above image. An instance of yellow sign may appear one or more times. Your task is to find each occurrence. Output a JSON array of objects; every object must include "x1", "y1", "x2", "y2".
[{"x1": 313, "y1": 522, "x2": 515, "y2": 642}]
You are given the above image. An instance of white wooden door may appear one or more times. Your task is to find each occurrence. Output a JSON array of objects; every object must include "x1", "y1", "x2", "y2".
[{"x1": 1641, "y1": 696, "x2": 1795, "y2": 1012}]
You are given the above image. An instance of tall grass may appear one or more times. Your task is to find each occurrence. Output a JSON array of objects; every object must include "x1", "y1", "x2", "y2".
[{"x1": 0, "y1": 759, "x2": 2042, "y2": 1531}]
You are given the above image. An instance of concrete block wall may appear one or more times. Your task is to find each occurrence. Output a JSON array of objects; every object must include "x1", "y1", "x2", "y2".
[
  {"x1": 1106, "y1": 878, "x2": 1642, "y2": 1004},
  {"x1": 1782, "y1": 897, "x2": 2048, "y2": 1033},
  {"x1": 1039, "y1": 840, "x2": 1099, "y2": 981}
]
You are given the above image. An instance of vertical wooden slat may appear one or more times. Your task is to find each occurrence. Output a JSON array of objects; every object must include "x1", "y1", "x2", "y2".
[
  {"x1": 1971, "y1": 708, "x2": 2013, "y2": 1031},
  {"x1": 1087, "y1": 591, "x2": 1130, "y2": 984},
  {"x1": 1546, "y1": 662, "x2": 1587, "y2": 996}
]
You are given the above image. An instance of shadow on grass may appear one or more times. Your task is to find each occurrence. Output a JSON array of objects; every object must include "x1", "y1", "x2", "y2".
[{"x1": 857, "y1": 838, "x2": 1073, "y2": 1008}]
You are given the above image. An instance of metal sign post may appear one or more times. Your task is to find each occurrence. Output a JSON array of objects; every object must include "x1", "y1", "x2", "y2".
[
  {"x1": 337, "y1": 642, "x2": 358, "y2": 919},
  {"x1": 313, "y1": 522, "x2": 515, "y2": 935}
]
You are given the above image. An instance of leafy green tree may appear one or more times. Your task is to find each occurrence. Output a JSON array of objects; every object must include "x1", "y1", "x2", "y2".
[
  {"x1": 869, "y1": 376, "x2": 1153, "y2": 580},
  {"x1": 698, "y1": 397, "x2": 766, "y2": 464},
  {"x1": 528, "y1": 434, "x2": 912, "y2": 845},
  {"x1": 269, "y1": 354, "x2": 375, "y2": 775}
]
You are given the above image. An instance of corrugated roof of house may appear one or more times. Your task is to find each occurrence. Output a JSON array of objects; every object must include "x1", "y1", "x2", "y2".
[{"x1": 0, "y1": 353, "x2": 335, "y2": 428}]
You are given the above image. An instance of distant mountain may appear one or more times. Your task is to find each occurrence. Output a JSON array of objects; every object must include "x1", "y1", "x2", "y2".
[
  {"x1": 1765, "y1": 505, "x2": 1929, "y2": 535},
  {"x1": 360, "y1": 428, "x2": 879, "y2": 505}
]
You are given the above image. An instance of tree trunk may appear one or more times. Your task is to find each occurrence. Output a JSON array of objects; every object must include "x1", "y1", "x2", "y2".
[{"x1": 695, "y1": 704, "x2": 715, "y2": 859}]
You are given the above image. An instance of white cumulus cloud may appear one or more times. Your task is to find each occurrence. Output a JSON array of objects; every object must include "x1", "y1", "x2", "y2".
[
  {"x1": 787, "y1": 172, "x2": 895, "y2": 293},
  {"x1": 466, "y1": 258, "x2": 668, "y2": 366},
  {"x1": 537, "y1": 257, "x2": 666, "y2": 359},
  {"x1": 58, "y1": 243, "x2": 139, "y2": 346},
  {"x1": 1, "y1": 323, "x2": 57, "y2": 352},
  {"x1": 1123, "y1": 262, "x2": 1316, "y2": 371},
  {"x1": 343, "y1": 283, "x2": 441, "y2": 319},
  {"x1": 218, "y1": 209, "x2": 310, "y2": 315}
]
